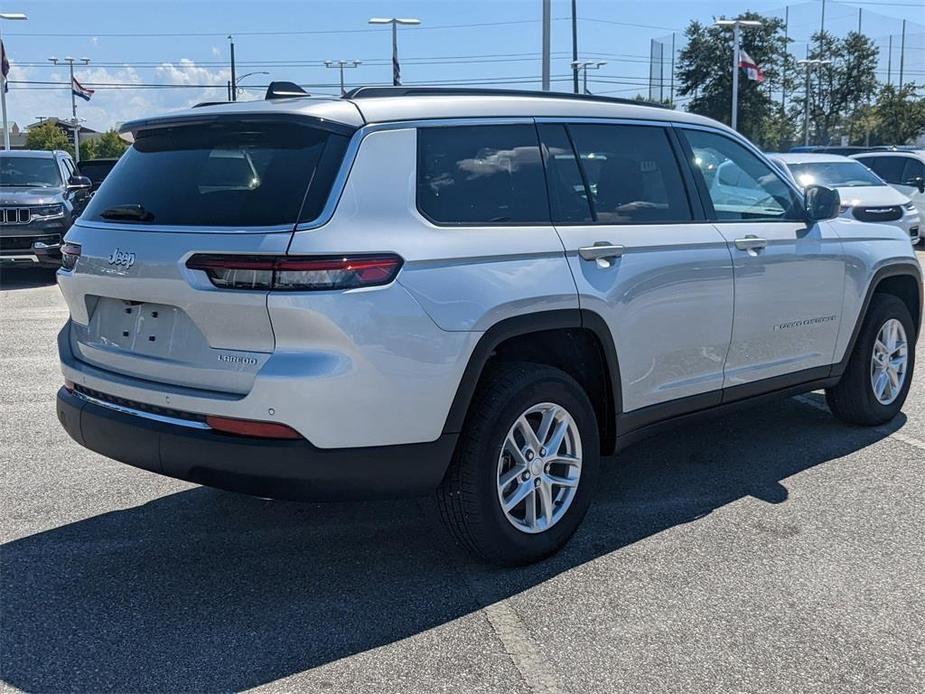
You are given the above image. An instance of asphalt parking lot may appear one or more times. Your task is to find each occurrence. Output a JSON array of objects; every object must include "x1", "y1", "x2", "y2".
[{"x1": 1, "y1": 257, "x2": 923, "y2": 694}]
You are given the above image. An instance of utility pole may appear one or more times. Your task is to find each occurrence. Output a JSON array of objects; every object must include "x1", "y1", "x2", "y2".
[
  {"x1": 541, "y1": 0, "x2": 551, "y2": 90},
  {"x1": 669, "y1": 32, "x2": 676, "y2": 106},
  {"x1": 368, "y1": 17, "x2": 421, "y2": 86},
  {"x1": 1, "y1": 12, "x2": 28, "y2": 151},
  {"x1": 571, "y1": 0, "x2": 579, "y2": 93},
  {"x1": 715, "y1": 19, "x2": 762, "y2": 132},
  {"x1": 887, "y1": 35, "x2": 892, "y2": 85},
  {"x1": 798, "y1": 58, "x2": 830, "y2": 146},
  {"x1": 48, "y1": 56, "x2": 89, "y2": 162},
  {"x1": 899, "y1": 20, "x2": 906, "y2": 86},
  {"x1": 324, "y1": 60, "x2": 361, "y2": 96},
  {"x1": 228, "y1": 35, "x2": 237, "y2": 101},
  {"x1": 571, "y1": 61, "x2": 606, "y2": 95}
]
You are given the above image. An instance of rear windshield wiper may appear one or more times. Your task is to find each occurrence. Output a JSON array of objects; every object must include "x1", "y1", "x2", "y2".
[{"x1": 100, "y1": 204, "x2": 155, "y2": 222}]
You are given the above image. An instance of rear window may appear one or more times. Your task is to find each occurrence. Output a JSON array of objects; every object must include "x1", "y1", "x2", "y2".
[
  {"x1": 417, "y1": 125, "x2": 549, "y2": 225},
  {"x1": 78, "y1": 160, "x2": 117, "y2": 185},
  {"x1": 83, "y1": 120, "x2": 349, "y2": 227}
]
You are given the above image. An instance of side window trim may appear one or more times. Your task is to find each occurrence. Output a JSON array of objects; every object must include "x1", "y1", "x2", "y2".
[
  {"x1": 560, "y1": 123, "x2": 597, "y2": 223},
  {"x1": 665, "y1": 127, "x2": 707, "y2": 221},
  {"x1": 675, "y1": 125, "x2": 806, "y2": 224}
]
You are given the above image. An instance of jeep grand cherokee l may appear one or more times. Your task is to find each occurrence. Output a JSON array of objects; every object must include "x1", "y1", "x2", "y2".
[
  {"x1": 56, "y1": 87, "x2": 921, "y2": 565},
  {"x1": 1, "y1": 149, "x2": 91, "y2": 268}
]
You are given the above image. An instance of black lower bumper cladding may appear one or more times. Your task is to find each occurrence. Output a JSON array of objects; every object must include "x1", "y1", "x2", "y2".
[{"x1": 56, "y1": 387, "x2": 456, "y2": 501}]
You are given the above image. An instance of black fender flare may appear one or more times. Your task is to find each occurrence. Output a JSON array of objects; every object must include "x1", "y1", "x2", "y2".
[{"x1": 441, "y1": 308, "x2": 622, "y2": 437}]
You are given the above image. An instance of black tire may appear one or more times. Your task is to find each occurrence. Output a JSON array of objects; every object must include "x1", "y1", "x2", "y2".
[
  {"x1": 826, "y1": 294, "x2": 916, "y2": 426},
  {"x1": 436, "y1": 362, "x2": 600, "y2": 566}
]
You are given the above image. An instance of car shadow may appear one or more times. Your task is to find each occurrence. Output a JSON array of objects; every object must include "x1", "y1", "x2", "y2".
[
  {"x1": 0, "y1": 395, "x2": 906, "y2": 692},
  {"x1": 0, "y1": 267, "x2": 58, "y2": 290}
]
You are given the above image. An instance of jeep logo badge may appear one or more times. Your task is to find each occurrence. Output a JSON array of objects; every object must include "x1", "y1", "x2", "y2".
[{"x1": 107, "y1": 248, "x2": 136, "y2": 269}]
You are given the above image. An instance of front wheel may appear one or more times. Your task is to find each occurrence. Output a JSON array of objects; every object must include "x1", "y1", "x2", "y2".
[
  {"x1": 436, "y1": 363, "x2": 600, "y2": 566},
  {"x1": 826, "y1": 294, "x2": 915, "y2": 426}
]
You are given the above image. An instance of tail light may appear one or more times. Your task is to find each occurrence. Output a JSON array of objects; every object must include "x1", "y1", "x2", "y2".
[
  {"x1": 61, "y1": 242, "x2": 81, "y2": 270},
  {"x1": 206, "y1": 415, "x2": 303, "y2": 439},
  {"x1": 186, "y1": 254, "x2": 403, "y2": 291}
]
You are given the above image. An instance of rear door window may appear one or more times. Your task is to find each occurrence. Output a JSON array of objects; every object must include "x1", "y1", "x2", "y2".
[
  {"x1": 566, "y1": 124, "x2": 693, "y2": 224},
  {"x1": 83, "y1": 119, "x2": 350, "y2": 227},
  {"x1": 865, "y1": 156, "x2": 906, "y2": 185},
  {"x1": 901, "y1": 157, "x2": 924, "y2": 185},
  {"x1": 416, "y1": 124, "x2": 549, "y2": 225}
]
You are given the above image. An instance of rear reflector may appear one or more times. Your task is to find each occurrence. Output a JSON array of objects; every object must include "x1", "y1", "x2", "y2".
[
  {"x1": 206, "y1": 415, "x2": 303, "y2": 439},
  {"x1": 186, "y1": 254, "x2": 403, "y2": 291}
]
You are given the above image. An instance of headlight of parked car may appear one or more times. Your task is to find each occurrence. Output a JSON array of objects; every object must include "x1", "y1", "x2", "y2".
[
  {"x1": 903, "y1": 202, "x2": 917, "y2": 212},
  {"x1": 31, "y1": 203, "x2": 66, "y2": 219}
]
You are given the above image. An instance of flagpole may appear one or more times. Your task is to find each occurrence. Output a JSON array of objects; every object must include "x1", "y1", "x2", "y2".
[
  {"x1": 69, "y1": 61, "x2": 79, "y2": 162},
  {"x1": 715, "y1": 19, "x2": 762, "y2": 133}
]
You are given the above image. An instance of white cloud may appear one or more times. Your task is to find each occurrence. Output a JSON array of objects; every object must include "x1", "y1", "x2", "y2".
[
  {"x1": 6, "y1": 60, "x2": 232, "y2": 133},
  {"x1": 211, "y1": 46, "x2": 222, "y2": 58}
]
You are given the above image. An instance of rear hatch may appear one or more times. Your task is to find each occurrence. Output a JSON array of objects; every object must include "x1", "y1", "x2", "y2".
[{"x1": 59, "y1": 114, "x2": 352, "y2": 394}]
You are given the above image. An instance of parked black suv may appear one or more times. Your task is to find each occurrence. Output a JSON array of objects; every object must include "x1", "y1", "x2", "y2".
[
  {"x1": 78, "y1": 157, "x2": 120, "y2": 192},
  {"x1": 0, "y1": 149, "x2": 92, "y2": 269}
]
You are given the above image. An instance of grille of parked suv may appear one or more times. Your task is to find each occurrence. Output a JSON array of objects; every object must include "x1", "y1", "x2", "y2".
[
  {"x1": 852, "y1": 206, "x2": 903, "y2": 222},
  {"x1": 0, "y1": 208, "x2": 31, "y2": 225},
  {"x1": 73, "y1": 384, "x2": 208, "y2": 423},
  {"x1": 0, "y1": 234, "x2": 61, "y2": 252}
]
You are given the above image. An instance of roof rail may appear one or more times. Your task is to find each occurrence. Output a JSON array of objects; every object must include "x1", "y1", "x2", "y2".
[
  {"x1": 266, "y1": 81, "x2": 309, "y2": 100},
  {"x1": 342, "y1": 86, "x2": 670, "y2": 109},
  {"x1": 192, "y1": 101, "x2": 228, "y2": 109}
]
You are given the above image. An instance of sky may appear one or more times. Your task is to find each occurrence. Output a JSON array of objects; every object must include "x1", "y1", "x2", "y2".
[{"x1": 2, "y1": 0, "x2": 923, "y2": 133}]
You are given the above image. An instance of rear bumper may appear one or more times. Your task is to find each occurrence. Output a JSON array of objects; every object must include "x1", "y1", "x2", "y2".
[{"x1": 56, "y1": 386, "x2": 457, "y2": 501}]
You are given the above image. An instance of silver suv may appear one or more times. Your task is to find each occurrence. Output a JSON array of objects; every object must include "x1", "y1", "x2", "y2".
[{"x1": 56, "y1": 87, "x2": 922, "y2": 565}]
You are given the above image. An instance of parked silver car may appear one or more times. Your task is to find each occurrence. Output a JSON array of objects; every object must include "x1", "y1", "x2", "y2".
[{"x1": 56, "y1": 87, "x2": 922, "y2": 565}]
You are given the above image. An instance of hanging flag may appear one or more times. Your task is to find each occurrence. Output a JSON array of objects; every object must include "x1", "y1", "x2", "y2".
[
  {"x1": 72, "y1": 76, "x2": 94, "y2": 101},
  {"x1": 1, "y1": 40, "x2": 9, "y2": 94},
  {"x1": 738, "y1": 50, "x2": 766, "y2": 83}
]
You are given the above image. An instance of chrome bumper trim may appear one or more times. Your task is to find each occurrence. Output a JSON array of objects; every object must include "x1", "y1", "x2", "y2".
[{"x1": 70, "y1": 388, "x2": 212, "y2": 430}]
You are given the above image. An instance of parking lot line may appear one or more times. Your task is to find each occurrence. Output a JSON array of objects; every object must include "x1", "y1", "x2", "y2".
[{"x1": 794, "y1": 394, "x2": 925, "y2": 451}]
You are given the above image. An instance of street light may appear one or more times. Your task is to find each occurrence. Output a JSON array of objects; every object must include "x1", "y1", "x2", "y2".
[
  {"x1": 324, "y1": 60, "x2": 361, "y2": 96},
  {"x1": 798, "y1": 59, "x2": 831, "y2": 146},
  {"x1": 48, "y1": 56, "x2": 91, "y2": 162},
  {"x1": 0, "y1": 12, "x2": 28, "y2": 150},
  {"x1": 234, "y1": 70, "x2": 269, "y2": 99},
  {"x1": 368, "y1": 17, "x2": 420, "y2": 86},
  {"x1": 571, "y1": 60, "x2": 607, "y2": 95},
  {"x1": 715, "y1": 18, "x2": 762, "y2": 131}
]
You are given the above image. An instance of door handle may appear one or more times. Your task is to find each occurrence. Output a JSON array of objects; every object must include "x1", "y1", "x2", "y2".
[
  {"x1": 578, "y1": 243, "x2": 625, "y2": 261},
  {"x1": 733, "y1": 235, "x2": 769, "y2": 252}
]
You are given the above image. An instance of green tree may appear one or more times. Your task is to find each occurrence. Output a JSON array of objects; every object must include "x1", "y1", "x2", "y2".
[
  {"x1": 797, "y1": 31, "x2": 879, "y2": 145},
  {"x1": 25, "y1": 121, "x2": 71, "y2": 153},
  {"x1": 79, "y1": 137, "x2": 99, "y2": 161},
  {"x1": 871, "y1": 83, "x2": 925, "y2": 145},
  {"x1": 676, "y1": 12, "x2": 796, "y2": 148},
  {"x1": 91, "y1": 129, "x2": 128, "y2": 158}
]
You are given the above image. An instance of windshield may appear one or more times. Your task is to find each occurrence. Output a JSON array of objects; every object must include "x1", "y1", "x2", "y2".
[
  {"x1": 83, "y1": 120, "x2": 349, "y2": 227},
  {"x1": 786, "y1": 161, "x2": 884, "y2": 188},
  {"x1": 0, "y1": 155, "x2": 63, "y2": 187}
]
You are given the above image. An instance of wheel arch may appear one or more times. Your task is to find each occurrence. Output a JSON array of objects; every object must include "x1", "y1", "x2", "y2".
[
  {"x1": 833, "y1": 262, "x2": 922, "y2": 378},
  {"x1": 442, "y1": 309, "x2": 622, "y2": 455}
]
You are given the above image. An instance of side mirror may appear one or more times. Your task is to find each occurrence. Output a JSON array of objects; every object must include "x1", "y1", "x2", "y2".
[
  {"x1": 804, "y1": 184, "x2": 840, "y2": 223},
  {"x1": 906, "y1": 176, "x2": 925, "y2": 194},
  {"x1": 67, "y1": 175, "x2": 92, "y2": 190}
]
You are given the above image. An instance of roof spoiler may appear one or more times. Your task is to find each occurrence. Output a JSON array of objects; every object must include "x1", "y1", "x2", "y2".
[{"x1": 265, "y1": 81, "x2": 309, "y2": 100}]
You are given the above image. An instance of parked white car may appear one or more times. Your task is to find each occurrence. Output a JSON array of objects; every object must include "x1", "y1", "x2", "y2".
[
  {"x1": 851, "y1": 150, "x2": 925, "y2": 238},
  {"x1": 769, "y1": 152, "x2": 921, "y2": 245}
]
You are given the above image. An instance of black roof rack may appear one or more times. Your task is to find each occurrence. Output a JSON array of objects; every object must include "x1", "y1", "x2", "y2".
[
  {"x1": 342, "y1": 86, "x2": 669, "y2": 109},
  {"x1": 192, "y1": 101, "x2": 227, "y2": 109}
]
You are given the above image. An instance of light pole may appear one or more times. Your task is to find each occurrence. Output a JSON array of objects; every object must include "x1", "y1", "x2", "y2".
[
  {"x1": 324, "y1": 60, "x2": 361, "y2": 96},
  {"x1": 798, "y1": 59, "x2": 831, "y2": 146},
  {"x1": 368, "y1": 17, "x2": 420, "y2": 86},
  {"x1": 1, "y1": 12, "x2": 28, "y2": 150},
  {"x1": 571, "y1": 61, "x2": 607, "y2": 94},
  {"x1": 228, "y1": 35, "x2": 236, "y2": 101},
  {"x1": 234, "y1": 70, "x2": 269, "y2": 99},
  {"x1": 715, "y1": 19, "x2": 762, "y2": 131},
  {"x1": 48, "y1": 56, "x2": 90, "y2": 162}
]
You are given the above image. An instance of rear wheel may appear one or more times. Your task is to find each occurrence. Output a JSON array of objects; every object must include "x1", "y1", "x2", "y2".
[
  {"x1": 437, "y1": 363, "x2": 600, "y2": 566},
  {"x1": 826, "y1": 294, "x2": 915, "y2": 425}
]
